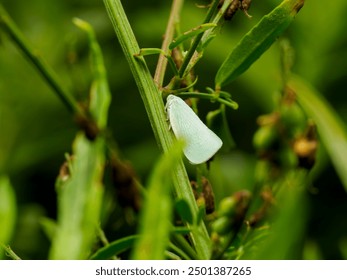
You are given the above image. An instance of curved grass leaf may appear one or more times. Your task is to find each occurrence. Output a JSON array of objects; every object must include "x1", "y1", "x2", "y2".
[
  {"x1": 90, "y1": 226, "x2": 193, "y2": 260},
  {"x1": 0, "y1": 176, "x2": 16, "y2": 259},
  {"x1": 39, "y1": 217, "x2": 57, "y2": 242},
  {"x1": 132, "y1": 141, "x2": 183, "y2": 260},
  {"x1": 73, "y1": 18, "x2": 111, "y2": 129},
  {"x1": 90, "y1": 235, "x2": 138, "y2": 260},
  {"x1": 289, "y1": 75, "x2": 347, "y2": 191},
  {"x1": 215, "y1": 0, "x2": 304, "y2": 88}
]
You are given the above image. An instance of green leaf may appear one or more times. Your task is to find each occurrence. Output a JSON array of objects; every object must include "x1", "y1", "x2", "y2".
[
  {"x1": 49, "y1": 135, "x2": 105, "y2": 259},
  {"x1": 172, "y1": 226, "x2": 191, "y2": 235},
  {"x1": 215, "y1": 0, "x2": 304, "y2": 88},
  {"x1": 91, "y1": 227, "x2": 193, "y2": 260},
  {"x1": 90, "y1": 235, "x2": 138, "y2": 260},
  {"x1": 40, "y1": 217, "x2": 57, "y2": 242},
  {"x1": 135, "y1": 48, "x2": 166, "y2": 57},
  {"x1": 0, "y1": 175, "x2": 16, "y2": 259},
  {"x1": 50, "y1": 19, "x2": 110, "y2": 259},
  {"x1": 169, "y1": 23, "x2": 217, "y2": 50},
  {"x1": 132, "y1": 141, "x2": 184, "y2": 260},
  {"x1": 175, "y1": 199, "x2": 194, "y2": 225},
  {"x1": 289, "y1": 75, "x2": 347, "y2": 191},
  {"x1": 73, "y1": 18, "x2": 111, "y2": 129}
]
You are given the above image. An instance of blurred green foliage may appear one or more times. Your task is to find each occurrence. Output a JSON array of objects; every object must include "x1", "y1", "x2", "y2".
[{"x1": 0, "y1": 0, "x2": 347, "y2": 259}]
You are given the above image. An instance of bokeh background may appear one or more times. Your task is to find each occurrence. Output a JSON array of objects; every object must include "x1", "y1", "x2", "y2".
[{"x1": 1, "y1": 0, "x2": 347, "y2": 259}]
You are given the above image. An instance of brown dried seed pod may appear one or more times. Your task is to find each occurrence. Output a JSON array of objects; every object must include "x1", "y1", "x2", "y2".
[
  {"x1": 224, "y1": 0, "x2": 241, "y2": 20},
  {"x1": 191, "y1": 177, "x2": 216, "y2": 214},
  {"x1": 293, "y1": 124, "x2": 318, "y2": 170},
  {"x1": 241, "y1": 0, "x2": 251, "y2": 11}
]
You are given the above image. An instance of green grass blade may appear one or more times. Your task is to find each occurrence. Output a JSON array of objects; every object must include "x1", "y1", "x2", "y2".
[
  {"x1": 50, "y1": 21, "x2": 110, "y2": 259},
  {"x1": 39, "y1": 217, "x2": 57, "y2": 242},
  {"x1": 135, "y1": 48, "x2": 166, "y2": 56},
  {"x1": 215, "y1": 0, "x2": 304, "y2": 88},
  {"x1": 73, "y1": 18, "x2": 111, "y2": 129},
  {"x1": 0, "y1": 176, "x2": 16, "y2": 259},
  {"x1": 90, "y1": 235, "x2": 138, "y2": 260},
  {"x1": 49, "y1": 135, "x2": 105, "y2": 259},
  {"x1": 132, "y1": 142, "x2": 183, "y2": 260},
  {"x1": 289, "y1": 75, "x2": 347, "y2": 191}
]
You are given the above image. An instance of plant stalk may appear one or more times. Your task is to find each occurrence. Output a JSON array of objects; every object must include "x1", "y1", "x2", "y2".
[
  {"x1": 0, "y1": 4, "x2": 83, "y2": 116},
  {"x1": 103, "y1": 0, "x2": 211, "y2": 259},
  {"x1": 177, "y1": 0, "x2": 220, "y2": 78},
  {"x1": 154, "y1": 0, "x2": 184, "y2": 87}
]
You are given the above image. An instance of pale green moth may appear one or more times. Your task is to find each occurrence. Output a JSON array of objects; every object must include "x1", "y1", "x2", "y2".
[{"x1": 165, "y1": 94, "x2": 223, "y2": 164}]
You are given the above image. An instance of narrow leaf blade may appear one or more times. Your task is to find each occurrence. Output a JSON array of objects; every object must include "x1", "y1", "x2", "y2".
[
  {"x1": 90, "y1": 235, "x2": 138, "y2": 260},
  {"x1": 135, "y1": 48, "x2": 166, "y2": 57},
  {"x1": 132, "y1": 141, "x2": 183, "y2": 260},
  {"x1": 50, "y1": 20, "x2": 111, "y2": 259},
  {"x1": 215, "y1": 0, "x2": 304, "y2": 88},
  {"x1": 0, "y1": 176, "x2": 16, "y2": 259},
  {"x1": 74, "y1": 18, "x2": 111, "y2": 129},
  {"x1": 49, "y1": 135, "x2": 105, "y2": 259}
]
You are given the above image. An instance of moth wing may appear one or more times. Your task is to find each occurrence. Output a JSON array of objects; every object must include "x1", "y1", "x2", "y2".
[{"x1": 167, "y1": 96, "x2": 222, "y2": 164}]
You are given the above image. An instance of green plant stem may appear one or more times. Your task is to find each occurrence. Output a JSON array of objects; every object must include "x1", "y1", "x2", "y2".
[
  {"x1": 201, "y1": 0, "x2": 233, "y2": 44},
  {"x1": 177, "y1": 92, "x2": 239, "y2": 109},
  {"x1": 168, "y1": 242, "x2": 191, "y2": 260},
  {"x1": 103, "y1": 0, "x2": 211, "y2": 259},
  {"x1": 0, "y1": 4, "x2": 82, "y2": 116},
  {"x1": 171, "y1": 233, "x2": 199, "y2": 260},
  {"x1": 177, "y1": 0, "x2": 220, "y2": 78},
  {"x1": 0, "y1": 244, "x2": 21, "y2": 260},
  {"x1": 154, "y1": 0, "x2": 184, "y2": 87},
  {"x1": 180, "y1": 0, "x2": 233, "y2": 76}
]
